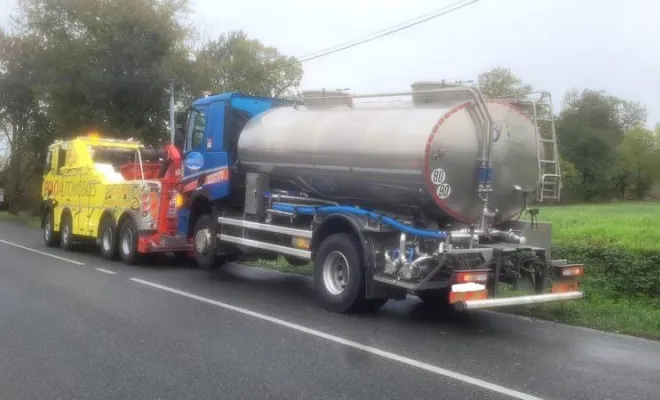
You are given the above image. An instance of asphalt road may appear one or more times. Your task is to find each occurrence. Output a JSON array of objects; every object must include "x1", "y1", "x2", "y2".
[{"x1": 0, "y1": 221, "x2": 658, "y2": 400}]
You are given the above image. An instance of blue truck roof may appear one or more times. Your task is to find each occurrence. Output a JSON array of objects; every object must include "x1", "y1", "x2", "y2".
[{"x1": 192, "y1": 92, "x2": 295, "y2": 108}]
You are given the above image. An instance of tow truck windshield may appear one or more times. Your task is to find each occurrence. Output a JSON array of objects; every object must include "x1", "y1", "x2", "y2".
[{"x1": 88, "y1": 145, "x2": 162, "y2": 182}]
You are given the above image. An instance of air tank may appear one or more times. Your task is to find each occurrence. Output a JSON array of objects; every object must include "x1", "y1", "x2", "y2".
[{"x1": 237, "y1": 90, "x2": 541, "y2": 224}]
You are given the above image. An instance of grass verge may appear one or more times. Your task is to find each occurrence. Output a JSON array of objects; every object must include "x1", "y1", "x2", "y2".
[{"x1": 0, "y1": 211, "x2": 41, "y2": 228}]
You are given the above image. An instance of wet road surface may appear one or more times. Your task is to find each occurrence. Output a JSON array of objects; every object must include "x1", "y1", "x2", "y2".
[{"x1": 0, "y1": 221, "x2": 658, "y2": 400}]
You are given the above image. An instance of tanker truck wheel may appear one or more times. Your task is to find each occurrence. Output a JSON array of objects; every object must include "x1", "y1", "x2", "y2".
[
  {"x1": 314, "y1": 233, "x2": 371, "y2": 314},
  {"x1": 193, "y1": 214, "x2": 226, "y2": 271}
]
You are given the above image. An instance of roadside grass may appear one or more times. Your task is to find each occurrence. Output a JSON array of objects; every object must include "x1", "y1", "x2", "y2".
[
  {"x1": 0, "y1": 211, "x2": 41, "y2": 228},
  {"x1": 252, "y1": 257, "x2": 313, "y2": 276}
]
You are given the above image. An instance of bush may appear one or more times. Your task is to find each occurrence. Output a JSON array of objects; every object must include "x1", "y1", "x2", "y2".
[
  {"x1": 554, "y1": 244, "x2": 660, "y2": 302},
  {"x1": 540, "y1": 202, "x2": 660, "y2": 298}
]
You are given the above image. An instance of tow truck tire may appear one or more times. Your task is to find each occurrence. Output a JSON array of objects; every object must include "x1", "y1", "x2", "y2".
[
  {"x1": 118, "y1": 218, "x2": 139, "y2": 265},
  {"x1": 60, "y1": 213, "x2": 74, "y2": 251},
  {"x1": 193, "y1": 214, "x2": 220, "y2": 270},
  {"x1": 99, "y1": 217, "x2": 117, "y2": 261},
  {"x1": 43, "y1": 210, "x2": 58, "y2": 247},
  {"x1": 314, "y1": 233, "x2": 369, "y2": 314}
]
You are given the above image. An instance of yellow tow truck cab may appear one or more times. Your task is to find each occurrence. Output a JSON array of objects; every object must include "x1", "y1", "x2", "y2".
[{"x1": 41, "y1": 134, "x2": 189, "y2": 263}]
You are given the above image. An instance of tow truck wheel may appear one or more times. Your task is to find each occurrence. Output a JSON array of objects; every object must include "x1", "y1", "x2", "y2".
[
  {"x1": 99, "y1": 217, "x2": 117, "y2": 261},
  {"x1": 43, "y1": 210, "x2": 58, "y2": 247},
  {"x1": 314, "y1": 233, "x2": 369, "y2": 314},
  {"x1": 60, "y1": 214, "x2": 74, "y2": 251},
  {"x1": 118, "y1": 218, "x2": 139, "y2": 265},
  {"x1": 193, "y1": 214, "x2": 221, "y2": 270}
]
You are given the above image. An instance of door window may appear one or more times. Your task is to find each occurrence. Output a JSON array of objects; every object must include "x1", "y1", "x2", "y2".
[{"x1": 186, "y1": 109, "x2": 207, "y2": 152}]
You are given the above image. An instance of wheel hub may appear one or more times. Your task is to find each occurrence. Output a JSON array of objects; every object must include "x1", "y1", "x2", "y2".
[
  {"x1": 44, "y1": 222, "x2": 51, "y2": 241},
  {"x1": 195, "y1": 228, "x2": 212, "y2": 254},
  {"x1": 102, "y1": 227, "x2": 112, "y2": 251},
  {"x1": 322, "y1": 250, "x2": 350, "y2": 296},
  {"x1": 121, "y1": 229, "x2": 133, "y2": 255},
  {"x1": 62, "y1": 224, "x2": 70, "y2": 243}
]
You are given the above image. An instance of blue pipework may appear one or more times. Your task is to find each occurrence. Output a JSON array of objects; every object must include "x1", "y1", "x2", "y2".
[
  {"x1": 269, "y1": 203, "x2": 448, "y2": 240},
  {"x1": 392, "y1": 247, "x2": 415, "y2": 262},
  {"x1": 477, "y1": 166, "x2": 493, "y2": 185}
]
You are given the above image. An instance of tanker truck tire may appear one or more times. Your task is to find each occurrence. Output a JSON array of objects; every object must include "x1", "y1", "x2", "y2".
[
  {"x1": 314, "y1": 233, "x2": 370, "y2": 314},
  {"x1": 193, "y1": 214, "x2": 224, "y2": 271}
]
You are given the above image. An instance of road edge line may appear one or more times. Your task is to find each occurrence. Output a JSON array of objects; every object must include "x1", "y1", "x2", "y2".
[
  {"x1": 0, "y1": 239, "x2": 85, "y2": 266},
  {"x1": 95, "y1": 268, "x2": 117, "y2": 275},
  {"x1": 129, "y1": 277, "x2": 545, "y2": 400}
]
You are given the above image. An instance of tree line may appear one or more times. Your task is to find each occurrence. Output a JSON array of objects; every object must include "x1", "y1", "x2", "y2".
[
  {"x1": 477, "y1": 67, "x2": 659, "y2": 203},
  {"x1": 0, "y1": 0, "x2": 656, "y2": 214}
]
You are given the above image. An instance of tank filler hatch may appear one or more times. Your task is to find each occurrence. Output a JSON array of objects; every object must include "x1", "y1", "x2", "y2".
[
  {"x1": 410, "y1": 81, "x2": 476, "y2": 107},
  {"x1": 301, "y1": 90, "x2": 353, "y2": 109}
]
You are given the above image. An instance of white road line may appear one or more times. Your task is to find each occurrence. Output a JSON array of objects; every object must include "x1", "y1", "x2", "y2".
[
  {"x1": 95, "y1": 268, "x2": 117, "y2": 275},
  {"x1": 130, "y1": 278, "x2": 544, "y2": 400},
  {"x1": 0, "y1": 239, "x2": 85, "y2": 266}
]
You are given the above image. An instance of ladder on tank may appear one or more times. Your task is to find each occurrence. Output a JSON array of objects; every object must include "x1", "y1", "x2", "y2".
[{"x1": 497, "y1": 91, "x2": 562, "y2": 203}]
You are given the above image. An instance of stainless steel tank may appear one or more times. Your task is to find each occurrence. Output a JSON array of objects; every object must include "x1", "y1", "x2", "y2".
[{"x1": 237, "y1": 99, "x2": 541, "y2": 224}]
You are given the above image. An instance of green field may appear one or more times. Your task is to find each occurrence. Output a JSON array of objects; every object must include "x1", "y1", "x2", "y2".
[
  {"x1": 513, "y1": 202, "x2": 660, "y2": 339},
  {"x1": 540, "y1": 202, "x2": 660, "y2": 252},
  {"x1": 2, "y1": 203, "x2": 659, "y2": 339}
]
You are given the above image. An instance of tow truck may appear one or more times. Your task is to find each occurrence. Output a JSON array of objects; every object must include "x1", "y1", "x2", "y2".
[{"x1": 41, "y1": 134, "x2": 190, "y2": 263}]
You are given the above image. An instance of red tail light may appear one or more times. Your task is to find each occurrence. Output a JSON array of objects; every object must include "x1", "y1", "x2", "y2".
[{"x1": 454, "y1": 270, "x2": 489, "y2": 284}]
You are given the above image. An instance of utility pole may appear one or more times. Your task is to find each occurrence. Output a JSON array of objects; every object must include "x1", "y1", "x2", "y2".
[{"x1": 169, "y1": 80, "x2": 176, "y2": 145}]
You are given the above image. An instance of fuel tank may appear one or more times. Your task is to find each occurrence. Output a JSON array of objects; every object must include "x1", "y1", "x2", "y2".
[{"x1": 236, "y1": 99, "x2": 541, "y2": 224}]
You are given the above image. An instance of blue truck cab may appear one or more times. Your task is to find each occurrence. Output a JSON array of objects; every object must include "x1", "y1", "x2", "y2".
[{"x1": 176, "y1": 92, "x2": 294, "y2": 267}]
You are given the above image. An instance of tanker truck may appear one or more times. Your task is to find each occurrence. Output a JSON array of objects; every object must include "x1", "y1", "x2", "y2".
[{"x1": 174, "y1": 84, "x2": 584, "y2": 314}]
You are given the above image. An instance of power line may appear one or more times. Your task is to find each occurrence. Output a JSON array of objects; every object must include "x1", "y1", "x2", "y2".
[
  {"x1": 249, "y1": 0, "x2": 482, "y2": 80},
  {"x1": 295, "y1": 0, "x2": 481, "y2": 64},
  {"x1": 198, "y1": 0, "x2": 483, "y2": 95}
]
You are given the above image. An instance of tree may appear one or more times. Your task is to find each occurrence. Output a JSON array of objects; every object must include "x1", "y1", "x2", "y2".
[
  {"x1": 0, "y1": 30, "x2": 53, "y2": 214},
  {"x1": 192, "y1": 30, "x2": 303, "y2": 98},
  {"x1": 611, "y1": 127, "x2": 660, "y2": 200},
  {"x1": 477, "y1": 67, "x2": 533, "y2": 98},
  {"x1": 614, "y1": 100, "x2": 647, "y2": 131},
  {"x1": 556, "y1": 90, "x2": 624, "y2": 201},
  {"x1": 564, "y1": 89, "x2": 648, "y2": 131},
  {"x1": 558, "y1": 158, "x2": 583, "y2": 202},
  {"x1": 15, "y1": 0, "x2": 193, "y2": 145}
]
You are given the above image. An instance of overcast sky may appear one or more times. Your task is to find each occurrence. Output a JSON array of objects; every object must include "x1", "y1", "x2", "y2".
[{"x1": 0, "y1": 0, "x2": 658, "y2": 127}]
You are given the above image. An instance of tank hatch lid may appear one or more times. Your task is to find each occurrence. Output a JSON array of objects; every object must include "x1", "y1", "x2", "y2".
[
  {"x1": 411, "y1": 81, "x2": 475, "y2": 107},
  {"x1": 301, "y1": 89, "x2": 353, "y2": 108}
]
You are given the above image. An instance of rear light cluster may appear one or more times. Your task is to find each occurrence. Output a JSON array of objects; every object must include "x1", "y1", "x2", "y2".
[
  {"x1": 454, "y1": 270, "x2": 489, "y2": 284},
  {"x1": 140, "y1": 189, "x2": 159, "y2": 220},
  {"x1": 555, "y1": 264, "x2": 584, "y2": 278}
]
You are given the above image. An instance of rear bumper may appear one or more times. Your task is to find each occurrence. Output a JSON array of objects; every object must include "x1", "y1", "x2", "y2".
[
  {"x1": 454, "y1": 291, "x2": 584, "y2": 311},
  {"x1": 137, "y1": 233, "x2": 192, "y2": 254}
]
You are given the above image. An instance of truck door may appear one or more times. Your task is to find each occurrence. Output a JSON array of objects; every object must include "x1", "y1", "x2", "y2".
[
  {"x1": 58, "y1": 142, "x2": 82, "y2": 234},
  {"x1": 182, "y1": 106, "x2": 208, "y2": 180}
]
